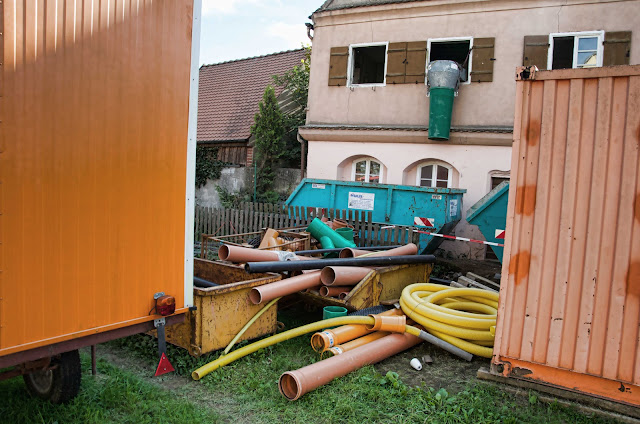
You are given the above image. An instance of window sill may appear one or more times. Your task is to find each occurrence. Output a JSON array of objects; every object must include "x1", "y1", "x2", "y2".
[{"x1": 347, "y1": 83, "x2": 386, "y2": 88}]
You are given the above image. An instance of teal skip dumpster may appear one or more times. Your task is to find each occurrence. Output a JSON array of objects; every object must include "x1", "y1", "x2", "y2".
[
  {"x1": 466, "y1": 181, "x2": 509, "y2": 262},
  {"x1": 286, "y1": 178, "x2": 466, "y2": 253}
]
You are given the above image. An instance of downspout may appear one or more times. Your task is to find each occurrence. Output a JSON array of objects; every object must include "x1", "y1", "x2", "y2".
[
  {"x1": 305, "y1": 22, "x2": 314, "y2": 41},
  {"x1": 297, "y1": 131, "x2": 306, "y2": 181}
]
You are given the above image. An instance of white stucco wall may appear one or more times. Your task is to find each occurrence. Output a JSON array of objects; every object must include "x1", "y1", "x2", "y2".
[
  {"x1": 306, "y1": 140, "x2": 512, "y2": 218},
  {"x1": 303, "y1": 0, "x2": 639, "y2": 258},
  {"x1": 307, "y1": 0, "x2": 640, "y2": 127}
]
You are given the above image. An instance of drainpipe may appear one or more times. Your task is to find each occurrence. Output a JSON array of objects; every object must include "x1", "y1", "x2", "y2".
[
  {"x1": 305, "y1": 23, "x2": 314, "y2": 41},
  {"x1": 297, "y1": 131, "x2": 306, "y2": 181}
]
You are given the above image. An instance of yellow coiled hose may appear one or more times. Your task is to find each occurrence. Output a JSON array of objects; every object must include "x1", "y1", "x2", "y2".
[{"x1": 400, "y1": 283, "x2": 498, "y2": 358}]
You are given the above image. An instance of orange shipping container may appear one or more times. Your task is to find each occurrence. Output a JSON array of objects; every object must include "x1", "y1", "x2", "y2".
[
  {"x1": 493, "y1": 65, "x2": 640, "y2": 406},
  {"x1": 0, "y1": 0, "x2": 200, "y2": 357}
]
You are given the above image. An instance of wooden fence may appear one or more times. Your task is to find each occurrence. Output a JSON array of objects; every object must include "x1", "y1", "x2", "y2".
[{"x1": 194, "y1": 202, "x2": 418, "y2": 248}]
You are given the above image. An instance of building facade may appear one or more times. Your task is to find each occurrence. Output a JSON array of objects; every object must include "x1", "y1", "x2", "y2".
[{"x1": 301, "y1": 0, "x2": 637, "y2": 258}]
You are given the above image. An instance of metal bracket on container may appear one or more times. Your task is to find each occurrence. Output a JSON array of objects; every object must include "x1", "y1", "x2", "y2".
[{"x1": 154, "y1": 318, "x2": 167, "y2": 358}]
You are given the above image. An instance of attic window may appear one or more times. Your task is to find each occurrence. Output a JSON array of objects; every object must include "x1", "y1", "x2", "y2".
[
  {"x1": 549, "y1": 31, "x2": 604, "y2": 69},
  {"x1": 428, "y1": 38, "x2": 472, "y2": 82},
  {"x1": 349, "y1": 43, "x2": 388, "y2": 86}
]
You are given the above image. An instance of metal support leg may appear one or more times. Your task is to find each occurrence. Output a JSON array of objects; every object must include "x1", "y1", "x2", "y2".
[
  {"x1": 153, "y1": 318, "x2": 174, "y2": 377},
  {"x1": 154, "y1": 318, "x2": 167, "y2": 358},
  {"x1": 91, "y1": 345, "x2": 97, "y2": 375}
]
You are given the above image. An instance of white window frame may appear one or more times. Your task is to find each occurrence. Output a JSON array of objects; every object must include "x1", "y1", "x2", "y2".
[
  {"x1": 347, "y1": 42, "x2": 389, "y2": 88},
  {"x1": 416, "y1": 162, "x2": 453, "y2": 188},
  {"x1": 351, "y1": 158, "x2": 383, "y2": 183},
  {"x1": 426, "y1": 36, "x2": 473, "y2": 86},
  {"x1": 547, "y1": 31, "x2": 604, "y2": 70}
]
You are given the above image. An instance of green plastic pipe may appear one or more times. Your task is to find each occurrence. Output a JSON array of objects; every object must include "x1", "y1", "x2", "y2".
[
  {"x1": 428, "y1": 87, "x2": 456, "y2": 140},
  {"x1": 319, "y1": 236, "x2": 335, "y2": 250},
  {"x1": 306, "y1": 218, "x2": 356, "y2": 249}
]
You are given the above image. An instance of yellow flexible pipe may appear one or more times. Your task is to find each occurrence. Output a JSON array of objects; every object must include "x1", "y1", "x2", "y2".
[
  {"x1": 223, "y1": 297, "x2": 281, "y2": 355},
  {"x1": 399, "y1": 283, "x2": 498, "y2": 358},
  {"x1": 192, "y1": 315, "x2": 423, "y2": 380}
]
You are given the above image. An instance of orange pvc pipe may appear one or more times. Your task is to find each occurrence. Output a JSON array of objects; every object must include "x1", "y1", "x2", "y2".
[
  {"x1": 366, "y1": 314, "x2": 406, "y2": 333},
  {"x1": 326, "y1": 331, "x2": 389, "y2": 356},
  {"x1": 338, "y1": 292, "x2": 349, "y2": 300},
  {"x1": 309, "y1": 308, "x2": 403, "y2": 352},
  {"x1": 319, "y1": 286, "x2": 352, "y2": 297},
  {"x1": 219, "y1": 245, "x2": 281, "y2": 262},
  {"x1": 339, "y1": 243, "x2": 418, "y2": 258},
  {"x1": 248, "y1": 272, "x2": 321, "y2": 304},
  {"x1": 280, "y1": 332, "x2": 422, "y2": 400},
  {"x1": 320, "y1": 266, "x2": 373, "y2": 286},
  {"x1": 219, "y1": 244, "x2": 314, "y2": 263}
]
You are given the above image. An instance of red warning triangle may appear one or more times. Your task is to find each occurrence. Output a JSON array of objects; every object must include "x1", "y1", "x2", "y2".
[{"x1": 154, "y1": 353, "x2": 175, "y2": 377}]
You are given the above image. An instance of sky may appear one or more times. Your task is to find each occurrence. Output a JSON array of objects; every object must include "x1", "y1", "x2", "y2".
[{"x1": 199, "y1": 0, "x2": 322, "y2": 65}]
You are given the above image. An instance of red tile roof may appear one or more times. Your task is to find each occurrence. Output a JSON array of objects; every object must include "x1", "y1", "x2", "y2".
[{"x1": 197, "y1": 49, "x2": 307, "y2": 143}]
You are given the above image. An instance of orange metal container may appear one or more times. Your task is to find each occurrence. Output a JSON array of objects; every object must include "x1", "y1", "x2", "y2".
[
  {"x1": 0, "y1": 0, "x2": 199, "y2": 357},
  {"x1": 493, "y1": 65, "x2": 640, "y2": 406}
]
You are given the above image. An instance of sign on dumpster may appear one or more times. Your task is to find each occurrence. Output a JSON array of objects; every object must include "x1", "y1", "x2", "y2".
[{"x1": 348, "y1": 192, "x2": 375, "y2": 210}]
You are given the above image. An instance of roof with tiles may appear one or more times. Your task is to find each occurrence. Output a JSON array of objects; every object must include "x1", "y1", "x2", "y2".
[
  {"x1": 197, "y1": 49, "x2": 307, "y2": 143},
  {"x1": 315, "y1": 0, "x2": 425, "y2": 13}
]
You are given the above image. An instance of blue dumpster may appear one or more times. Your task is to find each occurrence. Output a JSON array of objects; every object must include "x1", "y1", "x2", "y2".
[
  {"x1": 466, "y1": 181, "x2": 509, "y2": 262},
  {"x1": 286, "y1": 178, "x2": 466, "y2": 253}
]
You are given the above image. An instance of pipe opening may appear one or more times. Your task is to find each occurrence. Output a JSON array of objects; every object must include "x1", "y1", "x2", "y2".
[
  {"x1": 339, "y1": 248, "x2": 355, "y2": 258},
  {"x1": 248, "y1": 289, "x2": 262, "y2": 305},
  {"x1": 279, "y1": 373, "x2": 302, "y2": 400},
  {"x1": 320, "y1": 267, "x2": 336, "y2": 286},
  {"x1": 319, "y1": 287, "x2": 330, "y2": 297},
  {"x1": 339, "y1": 292, "x2": 348, "y2": 300},
  {"x1": 218, "y1": 245, "x2": 231, "y2": 261},
  {"x1": 310, "y1": 333, "x2": 326, "y2": 352}
]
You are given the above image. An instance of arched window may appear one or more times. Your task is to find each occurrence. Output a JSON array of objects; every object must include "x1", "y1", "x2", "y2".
[
  {"x1": 352, "y1": 158, "x2": 382, "y2": 183},
  {"x1": 417, "y1": 163, "x2": 452, "y2": 188}
]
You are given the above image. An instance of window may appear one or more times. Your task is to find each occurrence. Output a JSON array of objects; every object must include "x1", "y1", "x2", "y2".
[
  {"x1": 489, "y1": 170, "x2": 510, "y2": 192},
  {"x1": 348, "y1": 43, "x2": 388, "y2": 86},
  {"x1": 548, "y1": 31, "x2": 604, "y2": 70},
  {"x1": 491, "y1": 176, "x2": 509, "y2": 190},
  {"x1": 352, "y1": 159, "x2": 382, "y2": 183},
  {"x1": 427, "y1": 37, "x2": 472, "y2": 83},
  {"x1": 417, "y1": 163, "x2": 451, "y2": 188}
]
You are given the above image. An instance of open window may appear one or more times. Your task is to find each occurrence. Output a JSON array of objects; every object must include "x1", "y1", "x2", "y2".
[
  {"x1": 352, "y1": 158, "x2": 382, "y2": 183},
  {"x1": 417, "y1": 162, "x2": 452, "y2": 188},
  {"x1": 548, "y1": 31, "x2": 604, "y2": 69},
  {"x1": 427, "y1": 37, "x2": 472, "y2": 83},
  {"x1": 489, "y1": 170, "x2": 510, "y2": 191},
  {"x1": 348, "y1": 43, "x2": 388, "y2": 86}
]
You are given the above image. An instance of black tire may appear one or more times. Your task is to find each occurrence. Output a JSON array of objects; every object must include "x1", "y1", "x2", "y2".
[{"x1": 23, "y1": 349, "x2": 82, "y2": 404}]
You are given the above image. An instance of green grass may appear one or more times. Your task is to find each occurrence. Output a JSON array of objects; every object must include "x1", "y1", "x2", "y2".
[
  {"x1": 107, "y1": 310, "x2": 620, "y2": 424},
  {"x1": 0, "y1": 308, "x2": 621, "y2": 424},
  {"x1": 0, "y1": 353, "x2": 219, "y2": 424}
]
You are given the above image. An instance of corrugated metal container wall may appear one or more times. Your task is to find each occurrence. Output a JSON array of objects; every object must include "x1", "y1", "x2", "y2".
[
  {"x1": 1, "y1": 0, "x2": 196, "y2": 355},
  {"x1": 493, "y1": 65, "x2": 640, "y2": 406}
]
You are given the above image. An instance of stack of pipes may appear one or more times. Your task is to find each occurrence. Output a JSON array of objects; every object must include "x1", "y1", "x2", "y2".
[{"x1": 217, "y1": 243, "x2": 427, "y2": 305}]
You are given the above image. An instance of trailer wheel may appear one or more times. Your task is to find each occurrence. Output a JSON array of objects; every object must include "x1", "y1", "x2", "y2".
[{"x1": 23, "y1": 349, "x2": 82, "y2": 404}]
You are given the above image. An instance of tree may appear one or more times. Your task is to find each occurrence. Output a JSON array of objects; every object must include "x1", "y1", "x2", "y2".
[
  {"x1": 272, "y1": 45, "x2": 311, "y2": 167},
  {"x1": 251, "y1": 85, "x2": 286, "y2": 203}
]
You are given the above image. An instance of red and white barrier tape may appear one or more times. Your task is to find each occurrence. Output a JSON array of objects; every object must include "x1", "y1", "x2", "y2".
[{"x1": 379, "y1": 225, "x2": 504, "y2": 247}]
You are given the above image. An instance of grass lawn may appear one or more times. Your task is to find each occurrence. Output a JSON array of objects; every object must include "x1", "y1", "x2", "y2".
[
  {"x1": 0, "y1": 308, "x2": 623, "y2": 424},
  {"x1": 0, "y1": 353, "x2": 219, "y2": 424}
]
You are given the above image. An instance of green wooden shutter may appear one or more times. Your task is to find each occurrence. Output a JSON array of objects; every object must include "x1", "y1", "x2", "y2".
[
  {"x1": 328, "y1": 46, "x2": 349, "y2": 86},
  {"x1": 603, "y1": 31, "x2": 631, "y2": 66},
  {"x1": 405, "y1": 41, "x2": 427, "y2": 84},
  {"x1": 386, "y1": 42, "x2": 407, "y2": 84},
  {"x1": 470, "y1": 37, "x2": 495, "y2": 82},
  {"x1": 523, "y1": 35, "x2": 549, "y2": 69}
]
